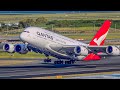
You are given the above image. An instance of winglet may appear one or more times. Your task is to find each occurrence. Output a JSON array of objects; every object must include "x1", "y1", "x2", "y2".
[{"x1": 89, "y1": 20, "x2": 111, "y2": 46}]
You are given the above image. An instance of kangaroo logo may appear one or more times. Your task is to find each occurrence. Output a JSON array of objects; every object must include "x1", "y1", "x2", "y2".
[{"x1": 93, "y1": 31, "x2": 108, "y2": 46}]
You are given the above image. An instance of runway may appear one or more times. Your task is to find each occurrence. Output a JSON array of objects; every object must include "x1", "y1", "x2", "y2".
[{"x1": 0, "y1": 56, "x2": 120, "y2": 79}]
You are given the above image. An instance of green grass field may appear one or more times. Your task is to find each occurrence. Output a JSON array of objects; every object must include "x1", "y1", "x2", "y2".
[
  {"x1": 0, "y1": 51, "x2": 50, "y2": 58},
  {"x1": 54, "y1": 27, "x2": 100, "y2": 31},
  {"x1": 1, "y1": 12, "x2": 120, "y2": 23},
  {"x1": 64, "y1": 33, "x2": 120, "y2": 40}
]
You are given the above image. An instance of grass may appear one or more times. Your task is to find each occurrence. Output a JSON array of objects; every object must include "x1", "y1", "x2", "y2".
[
  {"x1": 1, "y1": 12, "x2": 120, "y2": 23},
  {"x1": 0, "y1": 51, "x2": 48, "y2": 66},
  {"x1": 0, "y1": 60, "x2": 36, "y2": 66},
  {"x1": 63, "y1": 32, "x2": 120, "y2": 40},
  {"x1": 0, "y1": 51, "x2": 50, "y2": 59},
  {"x1": 54, "y1": 27, "x2": 100, "y2": 31}
]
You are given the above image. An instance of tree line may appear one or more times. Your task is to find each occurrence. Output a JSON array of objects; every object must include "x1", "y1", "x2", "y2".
[
  {"x1": 1, "y1": 17, "x2": 120, "y2": 31},
  {"x1": 20, "y1": 18, "x2": 120, "y2": 29}
]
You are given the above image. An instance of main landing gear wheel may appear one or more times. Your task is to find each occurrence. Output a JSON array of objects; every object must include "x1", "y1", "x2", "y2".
[
  {"x1": 65, "y1": 60, "x2": 75, "y2": 64},
  {"x1": 54, "y1": 60, "x2": 75, "y2": 64},
  {"x1": 54, "y1": 60, "x2": 64, "y2": 64}
]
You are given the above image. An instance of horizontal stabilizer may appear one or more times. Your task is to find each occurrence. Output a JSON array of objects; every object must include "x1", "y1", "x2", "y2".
[{"x1": 83, "y1": 53, "x2": 101, "y2": 61}]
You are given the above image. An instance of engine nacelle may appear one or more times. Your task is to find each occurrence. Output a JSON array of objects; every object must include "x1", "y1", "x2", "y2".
[
  {"x1": 3, "y1": 43, "x2": 15, "y2": 53},
  {"x1": 106, "y1": 46, "x2": 120, "y2": 55},
  {"x1": 74, "y1": 46, "x2": 88, "y2": 56},
  {"x1": 15, "y1": 44, "x2": 28, "y2": 54}
]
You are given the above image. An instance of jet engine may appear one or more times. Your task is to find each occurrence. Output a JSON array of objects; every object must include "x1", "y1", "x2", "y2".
[
  {"x1": 15, "y1": 44, "x2": 28, "y2": 54},
  {"x1": 106, "y1": 46, "x2": 120, "y2": 55},
  {"x1": 74, "y1": 46, "x2": 88, "y2": 56},
  {"x1": 3, "y1": 43, "x2": 15, "y2": 53}
]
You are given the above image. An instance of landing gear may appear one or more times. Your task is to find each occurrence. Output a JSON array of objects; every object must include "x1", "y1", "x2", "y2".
[
  {"x1": 65, "y1": 60, "x2": 75, "y2": 64},
  {"x1": 54, "y1": 60, "x2": 75, "y2": 64},
  {"x1": 44, "y1": 55, "x2": 51, "y2": 63},
  {"x1": 44, "y1": 54, "x2": 51, "y2": 63},
  {"x1": 54, "y1": 60, "x2": 64, "y2": 64}
]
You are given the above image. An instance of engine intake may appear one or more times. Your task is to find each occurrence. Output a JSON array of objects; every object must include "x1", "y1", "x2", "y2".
[
  {"x1": 74, "y1": 46, "x2": 88, "y2": 56},
  {"x1": 3, "y1": 43, "x2": 15, "y2": 53},
  {"x1": 15, "y1": 44, "x2": 28, "y2": 54},
  {"x1": 106, "y1": 46, "x2": 120, "y2": 55}
]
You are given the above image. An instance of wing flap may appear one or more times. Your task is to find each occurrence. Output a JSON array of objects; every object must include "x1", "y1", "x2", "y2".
[
  {"x1": 49, "y1": 44, "x2": 80, "y2": 55},
  {"x1": 88, "y1": 46, "x2": 107, "y2": 54}
]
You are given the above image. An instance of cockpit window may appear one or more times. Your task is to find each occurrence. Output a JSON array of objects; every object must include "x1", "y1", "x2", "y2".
[{"x1": 23, "y1": 31, "x2": 30, "y2": 33}]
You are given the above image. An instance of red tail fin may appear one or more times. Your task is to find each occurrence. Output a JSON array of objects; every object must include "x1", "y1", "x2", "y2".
[{"x1": 89, "y1": 20, "x2": 111, "y2": 46}]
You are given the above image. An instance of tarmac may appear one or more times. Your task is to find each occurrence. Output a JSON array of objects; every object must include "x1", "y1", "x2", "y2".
[{"x1": 0, "y1": 56, "x2": 120, "y2": 79}]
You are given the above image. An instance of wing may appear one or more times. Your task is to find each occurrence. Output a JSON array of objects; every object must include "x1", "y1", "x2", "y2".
[
  {"x1": 88, "y1": 45, "x2": 120, "y2": 56},
  {"x1": 49, "y1": 43, "x2": 120, "y2": 56},
  {"x1": 88, "y1": 46, "x2": 107, "y2": 53},
  {"x1": 49, "y1": 44, "x2": 89, "y2": 56}
]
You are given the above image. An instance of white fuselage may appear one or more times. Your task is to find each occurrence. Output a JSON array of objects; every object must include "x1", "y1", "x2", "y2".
[{"x1": 20, "y1": 27, "x2": 88, "y2": 60}]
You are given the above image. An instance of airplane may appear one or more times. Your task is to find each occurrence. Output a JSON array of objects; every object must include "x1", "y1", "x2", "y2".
[{"x1": 3, "y1": 20, "x2": 120, "y2": 64}]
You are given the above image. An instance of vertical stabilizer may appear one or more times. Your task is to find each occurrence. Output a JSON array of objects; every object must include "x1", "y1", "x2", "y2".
[{"x1": 89, "y1": 20, "x2": 111, "y2": 46}]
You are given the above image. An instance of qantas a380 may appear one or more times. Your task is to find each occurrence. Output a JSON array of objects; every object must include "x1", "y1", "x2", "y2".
[{"x1": 3, "y1": 20, "x2": 120, "y2": 64}]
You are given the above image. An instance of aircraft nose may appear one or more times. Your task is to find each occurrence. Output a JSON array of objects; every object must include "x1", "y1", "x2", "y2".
[{"x1": 20, "y1": 32, "x2": 25, "y2": 41}]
